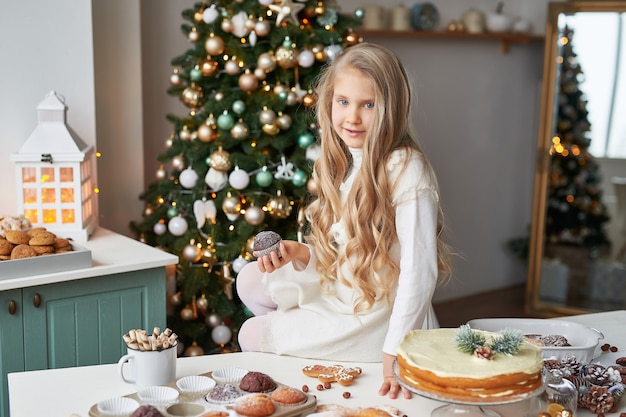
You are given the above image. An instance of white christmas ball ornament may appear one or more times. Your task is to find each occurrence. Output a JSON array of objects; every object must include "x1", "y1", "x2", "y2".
[
  {"x1": 202, "y1": 6, "x2": 219, "y2": 23},
  {"x1": 228, "y1": 167, "x2": 250, "y2": 190},
  {"x1": 153, "y1": 222, "x2": 167, "y2": 236},
  {"x1": 258, "y1": 0, "x2": 273, "y2": 6},
  {"x1": 179, "y1": 167, "x2": 199, "y2": 189},
  {"x1": 297, "y1": 49, "x2": 315, "y2": 68},
  {"x1": 211, "y1": 324, "x2": 232, "y2": 345},
  {"x1": 168, "y1": 216, "x2": 189, "y2": 236},
  {"x1": 232, "y1": 255, "x2": 248, "y2": 273}
]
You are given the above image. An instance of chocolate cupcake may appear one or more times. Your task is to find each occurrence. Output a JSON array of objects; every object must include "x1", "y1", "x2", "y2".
[
  {"x1": 239, "y1": 371, "x2": 277, "y2": 393},
  {"x1": 253, "y1": 231, "x2": 282, "y2": 258},
  {"x1": 130, "y1": 405, "x2": 165, "y2": 417}
]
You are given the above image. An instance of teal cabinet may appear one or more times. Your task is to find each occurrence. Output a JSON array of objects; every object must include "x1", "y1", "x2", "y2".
[{"x1": 0, "y1": 268, "x2": 166, "y2": 417}]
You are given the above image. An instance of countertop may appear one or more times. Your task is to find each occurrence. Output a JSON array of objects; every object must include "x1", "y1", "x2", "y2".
[{"x1": 0, "y1": 227, "x2": 178, "y2": 291}]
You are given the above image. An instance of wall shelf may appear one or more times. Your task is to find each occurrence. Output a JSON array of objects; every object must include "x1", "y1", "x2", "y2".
[{"x1": 358, "y1": 29, "x2": 545, "y2": 53}]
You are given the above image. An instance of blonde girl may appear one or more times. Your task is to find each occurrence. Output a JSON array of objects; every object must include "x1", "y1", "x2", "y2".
[{"x1": 236, "y1": 42, "x2": 452, "y2": 399}]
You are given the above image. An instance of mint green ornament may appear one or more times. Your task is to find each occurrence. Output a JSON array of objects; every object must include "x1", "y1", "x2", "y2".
[
  {"x1": 167, "y1": 206, "x2": 179, "y2": 218},
  {"x1": 255, "y1": 169, "x2": 273, "y2": 187},
  {"x1": 232, "y1": 100, "x2": 246, "y2": 115},
  {"x1": 189, "y1": 67, "x2": 202, "y2": 82},
  {"x1": 217, "y1": 111, "x2": 235, "y2": 130},
  {"x1": 292, "y1": 169, "x2": 307, "y2": 187},
  {"x1": 298, "y1": 132, "x2": 315, "y2": 148}
]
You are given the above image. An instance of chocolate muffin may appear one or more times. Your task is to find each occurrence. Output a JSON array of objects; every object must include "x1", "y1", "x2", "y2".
[
  {"x1": 239, "y1": 371, "x2": 277, "y2": 393},
  {"x1": 130, "y1": 405, "x2": 165, "y2": 417},
  {"x1": 253, "y1": 231, "x2": 282, "y2": 258}
]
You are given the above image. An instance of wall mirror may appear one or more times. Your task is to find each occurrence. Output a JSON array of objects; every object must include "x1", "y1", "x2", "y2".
[{"x1": 526, "y1": 1, "x2": 626, "y2": 317}]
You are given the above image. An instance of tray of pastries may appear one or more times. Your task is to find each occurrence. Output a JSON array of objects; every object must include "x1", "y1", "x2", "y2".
[{"x1": 89, "y1": 369, "x2": 316, "y2": 417}]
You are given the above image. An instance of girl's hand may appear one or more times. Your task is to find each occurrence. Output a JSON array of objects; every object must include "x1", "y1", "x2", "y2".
[
  {"x1": 254, "y1": 240, "x2": 309, "y2": 273},
  {"x1": 378, "y1": 353, "x2": 412, "y2": 400}
]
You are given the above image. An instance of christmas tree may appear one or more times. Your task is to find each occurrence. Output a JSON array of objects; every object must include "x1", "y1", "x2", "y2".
[
  {"x1": 545, "y1": 25, "x2": 610, "y2": 249},
  {"x1": 130, "y1": 0, "x2": 363, "y2": 356}
]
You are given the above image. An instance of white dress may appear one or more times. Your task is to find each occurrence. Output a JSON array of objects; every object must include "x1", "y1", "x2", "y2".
[{"x1": 259, "y1": 147, "x2": 440, "y2": 362}]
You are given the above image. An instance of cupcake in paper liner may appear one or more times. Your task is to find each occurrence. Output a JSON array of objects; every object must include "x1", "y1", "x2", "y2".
[{"x1": 253, "y1": 231, "x2": 282, "y2": 258}]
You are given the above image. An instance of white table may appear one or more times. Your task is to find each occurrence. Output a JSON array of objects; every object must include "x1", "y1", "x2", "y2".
[{"x1": 8, "y1": 310, "x2": 626, "y2": 417}]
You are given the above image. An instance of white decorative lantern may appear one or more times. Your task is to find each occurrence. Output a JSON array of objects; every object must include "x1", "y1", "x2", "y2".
[{"x1": 10, "y1": 91, "x2": 98, "y2": 242}]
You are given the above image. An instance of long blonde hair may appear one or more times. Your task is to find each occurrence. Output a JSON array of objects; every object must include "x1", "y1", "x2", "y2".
[{"x1": 306, "y1": 42, "x2": 452, "y2": 313}]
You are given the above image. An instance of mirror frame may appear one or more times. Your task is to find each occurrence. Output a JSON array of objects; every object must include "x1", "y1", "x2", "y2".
[{"x1": 525, "y1": 1, "x2": 626, "y2": 317}]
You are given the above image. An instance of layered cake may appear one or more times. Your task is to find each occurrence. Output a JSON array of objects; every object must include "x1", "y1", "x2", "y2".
[{"x1": 396, "y1": 328, "x2": 543, "y2": 401}]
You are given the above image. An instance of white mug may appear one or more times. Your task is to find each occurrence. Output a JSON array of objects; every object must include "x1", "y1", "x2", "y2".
[{"x1": 118, "y1": 341, "x2": 177, "y2": 389}]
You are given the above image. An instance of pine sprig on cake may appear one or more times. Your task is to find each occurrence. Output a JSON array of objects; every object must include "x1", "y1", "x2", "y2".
[
  {"x1": 454, "y1": 325, "x2": 524, "y2": 359},
  {"x1": 454, "y1": 324, "x2": 487, "y2": 354},
  {"x1": 490, "y1": 328, "x2": 524, "y2": 355}
]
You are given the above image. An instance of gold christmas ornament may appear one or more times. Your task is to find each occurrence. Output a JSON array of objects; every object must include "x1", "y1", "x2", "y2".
[
  {"x1": 184, "y1": 341, "x2": 204, "y2": 357},
  {"x1": 302, "y1": 92, "x2": 317, "y2": 108},
  {"x1": 182, "y1": 85, "x2": 203, "y2": 108},
  {"x1": 267, "y1": 190, "x2": 292, "y2": 218},
  {"x1": 262, "y1": 122, "x2": 280, "y2": 136},
  {"x1": 197, "y1": 294, "x2": 208, "y2": 311},
  {"x1": 312, "y1": 44, "x2": 327, "y2": 61},
  {"x1": 194, "y1": 11, "x2": 204, "y2": 23},
  {"x1": 254, "y1": 68, "x2": 267, "y2": 81},
  {"x1": 205, "y1": 34, "x2": 225, "y2": 55},
  {"x1": 200, "y1": 58, "x2": 219, "y2": 77},
  {"x1": 221, "y1": 18, "x2": 233, "y2": 33},
  {"x1": 238, "y1": 71, "x2": 259, "y2": 92},
  {"x1": 224, "y1": 59, "x2": 241, "y2": 75},
  {"x1": 180, "y1": 305, "x2": 194, "y2": 320},
  {"x1": 257, "y1": 52, "x2": 277, "y2": 72},
  {"x1": 255, "y1": 19, "x2": 271, "y2": 36},
  {"x1": 179, "y1": 126, "x2": 191, "y2": 141},
  {"x1": 275, "y1": 45, "x2": 298, "y2": 69},
  {"x1": 277, "y1": 114, "x2": 292, "y2": 130},
  {"x1": 222, "y1": 193, "x2": 242, "y2": 215},
  {"x1": 343, "y1": 30, "x2": 362, "y2": 47},
  {"x1": 306, "y1": 177, "x2": 318, "y2": 195},
  {"x1": 197, "y1": 124, "x2": 215, "y2": 143},
  {"x1": 230, "y1": 121, "x2": 250, "y2": 140},
  {"x1": 259, "y1": 107, "x2": 277, "y2": 124},
  {"x1": 188, "y1": 27, "x2": 200, "y2": 42},
  {"x1": 169, "y1": 69, "x2": 182, "y2": 87},
  {"x1": 208, "y1": 146, "x2": 232, "y2": 171}
]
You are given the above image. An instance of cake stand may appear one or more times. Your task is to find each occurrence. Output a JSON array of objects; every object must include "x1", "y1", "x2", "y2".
[{"x1": 392, "y1": 361, "x2": 543, "y2": 417}]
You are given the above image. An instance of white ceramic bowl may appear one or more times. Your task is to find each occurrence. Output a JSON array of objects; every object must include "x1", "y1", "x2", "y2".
[
  {"x1": 97, "y1": 397, "x2": 140, "y2": 416},
  {"x1": 467, "y1": 318, "x2": 604, "y2": 362},
  {"x1": 211, "y1": 367, "x2": 248, "y2": 384},
  {"x1": 176, "y1": 375, "x2": 216, "y2": 396},
  {"x1": 485, "y1": 12, "x2": 514, "y2": 32},
  {"x1": 137, "y1": 385, "x2": 180, "y2": 405}
]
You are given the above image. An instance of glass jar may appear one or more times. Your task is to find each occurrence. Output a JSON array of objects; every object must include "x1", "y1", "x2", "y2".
[{"x1": 537, "y1": 368, "x2": 578, "y2": 416}]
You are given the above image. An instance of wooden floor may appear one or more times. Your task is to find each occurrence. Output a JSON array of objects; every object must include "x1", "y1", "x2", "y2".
[{"x1": 432, "y1": 283, "x2": 529, "y2": 328}]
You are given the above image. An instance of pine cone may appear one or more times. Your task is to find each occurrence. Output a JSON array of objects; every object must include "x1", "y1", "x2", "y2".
[
  {"x1": 579, "y1": 385, "x2": 614, "y2": 413},
  {"x1": 560, "y1": 356, "x2": 582, "y2": 376},
  {"x1": 544, "y1": 359, "x2": 563, "y2": 371},
  {"x1": 582, "y1": 363, "x2": 613, "y2": 386},
  {"x1": 474, "y1": 346, "x2": 494, "y2": 360}
]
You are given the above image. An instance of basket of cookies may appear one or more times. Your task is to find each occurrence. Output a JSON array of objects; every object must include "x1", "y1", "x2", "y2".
[{"x1": 0, "y1": 215, "x2": 91, "y2": 279}]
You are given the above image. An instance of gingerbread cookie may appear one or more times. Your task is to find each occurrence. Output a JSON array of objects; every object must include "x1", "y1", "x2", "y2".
[
  {"x1": 11, "y1": 244, "x2": 37, "y2": 260},
  {"x1": 302, "y1": 364, "x2": 363, "y2": 386},
  {"x1": 0, "y1": 239, "x2": 14, "y2": 256},
  {"x1": 29, "y1": 231, "x2": 56, "y2": 246},
  {"x1": 5, "y1": 230, "x2": 30, "y2": 245},
  {"x1": 302, "y1": 364, "x2": 344, "y2": 378},
  {"x1": 31, "y1": 244, "x2": 55, "y2": 255}
]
